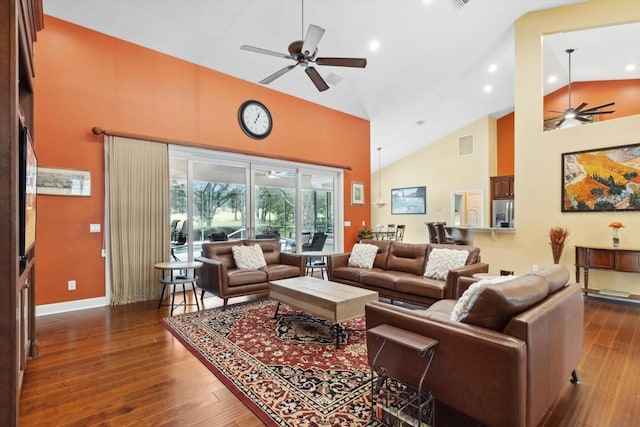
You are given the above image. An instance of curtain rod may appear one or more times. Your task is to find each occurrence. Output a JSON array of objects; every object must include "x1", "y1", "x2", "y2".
[{"x1": 91, "y1": 127, "x2": 352, "y2": 171}]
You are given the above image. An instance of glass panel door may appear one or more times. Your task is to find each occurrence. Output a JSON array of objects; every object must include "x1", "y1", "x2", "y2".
[
  {"x1": 169, "y1": 146, "x2": 344, "y2": 260},
  {"x1": 253, "y1": 166, "x2": 296, "y2": 251}
]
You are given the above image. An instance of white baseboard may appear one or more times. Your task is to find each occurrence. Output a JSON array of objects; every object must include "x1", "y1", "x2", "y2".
[{"x1": 36, "y1": 296, "x2": 110, "y2": 317}]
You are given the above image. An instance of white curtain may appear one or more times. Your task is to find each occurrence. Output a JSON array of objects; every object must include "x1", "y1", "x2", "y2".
[{"x1": 107, "y1": 136, "x2": 170, "y2": 305}]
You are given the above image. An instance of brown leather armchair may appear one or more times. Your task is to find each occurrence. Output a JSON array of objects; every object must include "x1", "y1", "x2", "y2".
[
  {"x1": 196, "y1": 238, "x2": 304, "y2": 309},
  {"x1": 365, "y1": 265, "x2": 583, "y2": 427}
]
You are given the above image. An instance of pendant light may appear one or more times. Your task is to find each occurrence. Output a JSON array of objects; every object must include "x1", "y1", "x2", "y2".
[{"x1": 372, "y1": 147, "x2": 387, "y2": 208}]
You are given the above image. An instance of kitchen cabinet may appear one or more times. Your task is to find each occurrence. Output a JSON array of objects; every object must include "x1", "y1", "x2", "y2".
[{"x1": 491, "y1": 175, "x2": 514, "y2": 199}]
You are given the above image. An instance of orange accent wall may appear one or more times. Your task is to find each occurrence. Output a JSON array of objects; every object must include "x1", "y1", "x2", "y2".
[
  {"x1": 544, "y1": 79, "x2": 640, "y2": 123},
  {"x1": 34, "y1": 16, "x2": 371, "y2": 305},
  {"x1": 496, "y1": 112, "x2": 514, "y2": 175},
  {"x1": 496, "y1": 80, "x2": 640, "y2": 175}
]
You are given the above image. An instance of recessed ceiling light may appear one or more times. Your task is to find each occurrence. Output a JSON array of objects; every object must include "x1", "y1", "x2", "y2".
[
  {"x1": 369, "y1": 40, "x2": 380, "y2": 51},
  {"x1": 625, "y1": 64, "x2": 636, "y2": 72},
  {"x1": 488, "y1": 64, "x2": 497, "y2": 73},
  {"x1": 483, "y1": 85, "x2": 493, "y2": 93},
  {"x1": 416, "y1": 120, "x2": 425, "y2": 126},
  {"x1": 548, "y1": 75, "x2": 558, "y2": 84}
]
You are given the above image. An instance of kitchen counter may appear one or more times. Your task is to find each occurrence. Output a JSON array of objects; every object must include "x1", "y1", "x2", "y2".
[{"x1": 446, "y1": 225, "x2": 515, "y2": 243}]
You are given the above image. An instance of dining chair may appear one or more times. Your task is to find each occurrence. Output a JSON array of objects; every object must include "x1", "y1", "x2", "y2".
[
  {"x1": 425, "y1": 222, "x2": 439, "y2": 243},
  {"x1": 435, "y1": 222, "x2": 465, "y2": 245}
]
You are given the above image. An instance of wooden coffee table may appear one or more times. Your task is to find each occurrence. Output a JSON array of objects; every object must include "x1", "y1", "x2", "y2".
[{"x1": 269, "y1": 276, "x2": 379, "y2": 348}]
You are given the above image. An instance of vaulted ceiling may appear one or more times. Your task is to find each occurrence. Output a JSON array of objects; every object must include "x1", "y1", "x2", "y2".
[{"x1": 44, "y1": 0, "x2": 638, "y2": 169}]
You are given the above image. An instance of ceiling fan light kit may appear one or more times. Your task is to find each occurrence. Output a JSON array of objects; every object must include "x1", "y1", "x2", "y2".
[{"x1": 546, "y1": 48, "x2": 615, "y2": 129}]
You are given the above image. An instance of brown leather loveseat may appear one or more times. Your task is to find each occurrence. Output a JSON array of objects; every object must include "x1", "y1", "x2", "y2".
[
  {"x1": 196, "y1": 239, "x2": 304, "y2": 309},
  {"x1": 365, "y1": 264, "x2": 584, "y2": 427},
  {"x1": 327, "y1": 240, "x2": 488, "y2": 307}
]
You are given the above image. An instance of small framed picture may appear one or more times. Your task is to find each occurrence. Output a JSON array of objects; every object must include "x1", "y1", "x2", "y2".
[
  {"x1": 37, "y1": 167, "x2": 91, "y2": 197},
  {"x1": 351, "y1": 181, "x2": 365, "y2": 206}
]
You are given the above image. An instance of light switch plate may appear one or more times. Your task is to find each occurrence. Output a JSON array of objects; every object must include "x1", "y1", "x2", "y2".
[{"x1": 90, "y1": 223, "x2": 101, "y2": 233}]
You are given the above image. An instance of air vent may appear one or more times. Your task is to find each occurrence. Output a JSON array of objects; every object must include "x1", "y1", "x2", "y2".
[
  {"x1": 452, "y1": 0, "x2": 470, "y2": 8},
  {"x1": 458, "y1": 135, "x2": 474, "y2": 156}
]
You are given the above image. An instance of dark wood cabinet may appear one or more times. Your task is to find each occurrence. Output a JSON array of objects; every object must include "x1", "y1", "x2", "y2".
[
  {"x1": 1, "y1": 1, "x2": 42, "y2": 424},
  {"x1": 490, "y1": 175, "x2": 515, "y2": 199}
]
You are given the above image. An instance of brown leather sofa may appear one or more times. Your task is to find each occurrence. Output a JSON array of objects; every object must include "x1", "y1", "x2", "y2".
[
  {"x1": 327, "y1": 240, "x2": 488, "y2": 307},
  {"x1": 365, "y1": 264, "x2": 584, "y2": 427},
  {"x1": 196, "y1": 239, "x2": 304, "y2": 309}
]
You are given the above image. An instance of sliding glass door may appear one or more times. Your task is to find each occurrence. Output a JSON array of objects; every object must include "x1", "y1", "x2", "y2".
[{"x1": 169, "y1": 146, "x2": 342, "y2": 260}]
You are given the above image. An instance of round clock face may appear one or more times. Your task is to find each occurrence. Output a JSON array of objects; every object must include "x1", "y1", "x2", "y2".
[{"x1": 238, "y1": 100, "x2": 272, "y2": 139}]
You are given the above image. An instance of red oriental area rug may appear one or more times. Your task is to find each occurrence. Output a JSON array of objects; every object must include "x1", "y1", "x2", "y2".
[{"x1": 162, "y1": 298, "x2": 381, "y2": 426}]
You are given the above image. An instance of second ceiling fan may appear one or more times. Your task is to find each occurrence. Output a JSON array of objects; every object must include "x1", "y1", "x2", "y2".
[
  {"x1": 546, "y1": 48, "x2": 615, "y2": 129},
  {"x1": 241, "y1": 22, "x2": 367, "y2": 92}
]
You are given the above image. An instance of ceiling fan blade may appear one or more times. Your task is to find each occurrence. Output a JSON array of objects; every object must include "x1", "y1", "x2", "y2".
[
  {"x1": 305, "y1": 66, "x2": 329, "y2": 91},
  {"x1": 301, "y1": 24, "x2": 325, "y2": 57},
  {"x1": 548, "y1": 110, "x2": 566, "y2": 114},
  {"x1": 575, "y1": 116, "x2": 591, "y2": 123},
  {"x1": 556, "y1": 118, "x2": 566, "y2": 128},
  {"x1": 582, "y1": 110, "x2": 615, "y2": 115},
  {"x1": 315, "y1": 57, "x2": 367, "y2": 68},
  {"x1": 259, "y1": 64, "x2": 298, "y2": 84},
  {"x1": 574, "y1": 102, "x2": 588, "y2": 112},
  {"x1": 241, "y1": 45, "x2": 292, "y2": 60},
  {"x1": 580, "y1": 102, "x2": 616, "y2": 114}
]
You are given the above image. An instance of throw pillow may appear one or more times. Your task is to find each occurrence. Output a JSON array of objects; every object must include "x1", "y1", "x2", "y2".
[
  {"x1": 450, "y1": 275, "x2": 517, "y2": 322},
  {"x1": 232, "y1": 244, "x2": 267, "y2": 270},
  {"x1": 424, "y1": 248, "x2": 469, "y2": 280},
  {"x1": 347, "y1": 243, "x2": 379, "y2": 269}
]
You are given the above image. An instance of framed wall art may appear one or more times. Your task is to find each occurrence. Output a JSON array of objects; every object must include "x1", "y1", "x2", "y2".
[
  {"x1": 351, "y1": 181, "x2": 365, "y2": 206},
  {"x1": 562, "y1": 142, "x2": 640, "y2": 212},
  {"x1": 37, "y1": 167, "x2": 92, "y2": 196},
  {"x1": 391, "y1": 186, "x2": 426, "y2": 214}
]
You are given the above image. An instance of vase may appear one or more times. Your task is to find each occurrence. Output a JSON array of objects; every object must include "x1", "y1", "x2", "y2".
[{"x1": 612, "y1": 228, "x2": 621, "y2": 248}]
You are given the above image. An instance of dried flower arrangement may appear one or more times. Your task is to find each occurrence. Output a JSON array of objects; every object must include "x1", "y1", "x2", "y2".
[{"x1": 549, "y1": 226, "x2": 570, "y2": 264}]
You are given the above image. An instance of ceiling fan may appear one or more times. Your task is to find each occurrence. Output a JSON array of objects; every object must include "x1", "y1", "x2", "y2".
[
  {"x1": 240, "y1": 22, "x2": 367, "y2": 92},
  {"x1": 546, "y1": 48, "x2": 615, "y2": 129}
]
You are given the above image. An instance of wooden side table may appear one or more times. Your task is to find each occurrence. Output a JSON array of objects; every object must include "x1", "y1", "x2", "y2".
[
  {"x1": 302, "y1": 250, "x2": 333, "y2": 279},
  {"x1": 154, "y1": 261, "x2": 203, "y2": 316}
]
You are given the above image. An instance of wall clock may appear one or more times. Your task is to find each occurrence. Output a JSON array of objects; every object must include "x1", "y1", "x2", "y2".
[{"x1": 238, "y1": 100, "x2": 272, "y2": 139}]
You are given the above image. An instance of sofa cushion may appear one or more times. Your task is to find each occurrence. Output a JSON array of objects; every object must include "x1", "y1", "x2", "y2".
[
  {"x1": 424, "y1": 248, "x2": 469, "y2": 280},
  {"x1": 396, "y1": 276, "x2": 447, "y2": 300},
  {"x1": 332, "y1": 266, "x2": 371, "y2": 282},
  {"x1": 263, "y1": 264, "x2": 301, "y2": 281},
  {"x1": 461, "y1": 275, "x2": 550, "y2": 331},
  {"x1": 450, "y1": 275, "x2": 518, "y2": 322},
  {"x1": 201, "y1": 241, "x2": 244, "y2": 268},
  {"x1": 358, "y1": 239, "x2": 392, "y2": 268},
  {"x1": 385, "y1": 243, "x2": 428, "y2": 275},
  {"x1": 531, "y1": 264, "x2": 570, "y2": 294},
  {"x1": 348, "y1": 243, "x2": 379, "y2": 269},
  {"x1": 245, "y1": 238, "x2": 281, "y2": 265},
  {"x1": 360, "y1": 270, "x2": 402, "y2": 291},
  {"x1": 227, "y1": 268, "x2": 268, "y2": 286},
  {"x1": 232, "y1": 244, "x2": 267, "y2": 270}
]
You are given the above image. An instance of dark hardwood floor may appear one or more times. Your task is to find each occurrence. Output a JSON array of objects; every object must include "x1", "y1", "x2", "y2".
[{"x1": 19, "y1": 293, "x2": 640, "y2": 426}]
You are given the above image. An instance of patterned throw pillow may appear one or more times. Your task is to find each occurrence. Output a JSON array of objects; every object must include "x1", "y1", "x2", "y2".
[
  {"x1": 232, "y1": 244, "x2": 267, "y2": 270},
  {"x1": 450, "y1": 275, "x2": 518, "y2": 322},
  {"x1": 347, "y1": 243, "x2": 379, "y2": 269},
  {"x1": 423, "y1": 248, "x2": 469, "y2": 280}
]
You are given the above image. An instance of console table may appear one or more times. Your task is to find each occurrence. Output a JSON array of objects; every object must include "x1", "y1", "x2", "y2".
[{"x1": 575, "y1": 246, "x2": 640, "y2": 296}]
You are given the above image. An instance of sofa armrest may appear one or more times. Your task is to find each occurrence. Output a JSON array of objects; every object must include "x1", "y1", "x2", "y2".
[
  {"x1": 445, "y1": 262, "x2": 489, "y2": 299},
  {"x1": 195, "y1": 256, "x2": 228, "y2": 296},
  {"x1": 327, "y1": 253, "x2": 350, "y2": 280},
  {"x1": 279, "y1": 252, "x2": 305, "y2": 276},
  {"x1": 457, "y1": 276, "x2": 478, "y2": 297}
]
